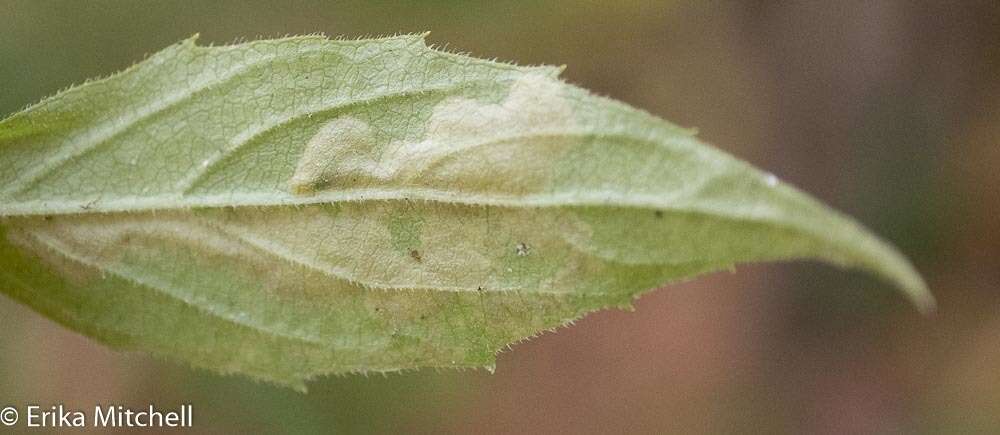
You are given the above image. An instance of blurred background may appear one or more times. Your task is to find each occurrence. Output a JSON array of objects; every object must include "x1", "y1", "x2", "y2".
[{"x1": 1, "y1": 1, "x2": 998, "y2": 433}]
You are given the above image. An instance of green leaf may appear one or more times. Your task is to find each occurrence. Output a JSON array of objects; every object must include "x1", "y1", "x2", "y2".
[{"x1": 0, "y1": 34, "x2": 932, "y2": 388}]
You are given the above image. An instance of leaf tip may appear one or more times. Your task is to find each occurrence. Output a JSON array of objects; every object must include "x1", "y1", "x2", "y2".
[
  {"x1": 870, "y1": 242, "x2": 936, "y2": 315},
  {"x1": 857, "y1": 238, "x2": 936, "y2": 315},
  {"x1": 902, "y1": 274, "x2": 936, "y2": 316}
]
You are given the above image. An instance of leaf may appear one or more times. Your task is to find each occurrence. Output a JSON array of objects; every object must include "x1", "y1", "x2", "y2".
[{"x1": 0, "y1": 34, "x2": 932, "y2": 388}]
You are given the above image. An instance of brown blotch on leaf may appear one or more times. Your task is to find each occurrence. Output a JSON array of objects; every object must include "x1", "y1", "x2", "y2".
[{"x1": 409, "y1": 250, "x2": 422, "y2": 262}]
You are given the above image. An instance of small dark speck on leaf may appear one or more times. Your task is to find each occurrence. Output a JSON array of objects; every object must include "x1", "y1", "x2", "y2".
[
  {"x1": 410, "y1": 250, "x2": 422, "y2": 262},
  {"x1": 654, "y1": 210, "x2": 664, "y2": 218},
  {"x1": 80, "y1": 198, "x2": 99, "y2": 210},
  {"x1": 516, "y1": 242, "x2": 530, "y2": 256}
]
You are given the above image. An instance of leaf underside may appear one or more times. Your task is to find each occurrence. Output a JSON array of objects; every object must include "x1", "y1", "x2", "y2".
[{"x1": 0, "y1": 34, "x2": 932, "y2": 389}]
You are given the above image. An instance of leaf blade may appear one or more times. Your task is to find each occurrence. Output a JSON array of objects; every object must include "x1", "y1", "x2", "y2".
[{"x1": 0, "y1": 35, "x2": 932, "y2": 386}]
